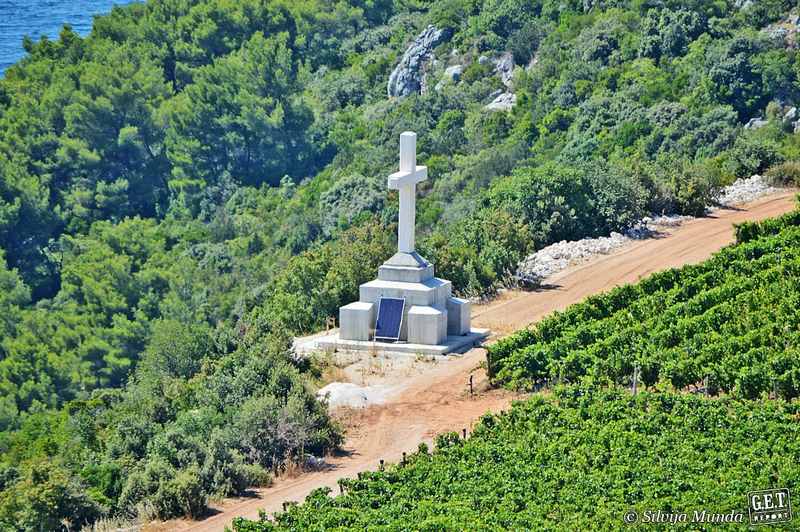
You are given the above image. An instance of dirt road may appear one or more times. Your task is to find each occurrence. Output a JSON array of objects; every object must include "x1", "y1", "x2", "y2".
[{"x1": 151, "y1": 191, "x2": 797, "y2": 532}]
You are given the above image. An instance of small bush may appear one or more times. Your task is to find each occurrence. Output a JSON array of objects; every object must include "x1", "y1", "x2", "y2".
[
  {"x1": 460, "y1": 61, "x2": 493, "y2": 84},
  {"x1": 724, "y1": 136, "x2": 784, "y2": 178},
  {"x1": 765, "y1": 161, "x2": 800, "y2": 186}
]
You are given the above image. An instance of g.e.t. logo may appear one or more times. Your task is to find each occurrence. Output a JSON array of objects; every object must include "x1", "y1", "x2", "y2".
[{"x1": 748, "y1": 488, "x2": 792, "y2": 525}]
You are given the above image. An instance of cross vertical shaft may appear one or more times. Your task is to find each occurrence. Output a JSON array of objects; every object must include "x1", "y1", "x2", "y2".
[
  {"x1": 388, "y1": 132, "x2": 427, "y2": 255},
  {"x1": 398, "y1": 133, "x2": 416, "y2": 253}
]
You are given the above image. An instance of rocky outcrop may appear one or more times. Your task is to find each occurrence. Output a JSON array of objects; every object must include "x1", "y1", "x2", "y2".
[
  {"x1": 444, "y1": 64, "x2": 464, "y2": 81},
  {"x1": 744, "y1": 117, "x2": 768, "y2": 130},
  {"x1": 387, "y1": 25, "x2": 451, "y2": 98},
  {"x1": 485, "y1": 92, "x2": 517, "y2": 111},
  {"x1": 763, "y1": 12, "x2": 799, "y2": 48},
  {"x1": 493, "y1": 52, "x2": 515, "y2": 87},
  {"x1": 434, "y1": 64, "x2": 464, "y2": 91}
]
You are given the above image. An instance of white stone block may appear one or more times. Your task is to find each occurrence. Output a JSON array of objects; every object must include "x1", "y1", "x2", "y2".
[
  {"x1": 359, "y1": 277, "x2": 451, "y2": 308},
  {"x1": 407, "y1": 305, "x2": 447, "y2": 345},
  {"x1": 339, "y1": 302, "x2": 375, "y2": 341},
  {"x1": 446, "y1": 297, "x2": 470, "y2": 336},
  {"x1": 378, "y1": 263, "x2": 434, "y2": 283}
]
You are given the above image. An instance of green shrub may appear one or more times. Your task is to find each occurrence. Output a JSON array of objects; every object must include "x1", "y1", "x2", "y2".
[
  {"x1": 724, "y1": 135, "x2": 784, "y2": 178},
  {"x1": 765, "y1": 161, "x2": 800, "y2": 186},
  {"x1": 460, "y1": 61, "x2": 493, "y2": 83}
]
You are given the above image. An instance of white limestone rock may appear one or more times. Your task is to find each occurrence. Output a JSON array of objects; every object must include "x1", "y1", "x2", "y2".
[
  {"x1": 715, "y1": 175, "x2": 779, "y2": 207},
  {"x1": 493, "y1": 52, "x2": 515, "y2": 87},
  {"x1": 485, "y1": 92, "x2": 517, "y2": 111},
  {"x1": 317, "y1": 382, "x2": 390, "y2": 409},
  {"x1": 762, "y1": 12, "x2": 799, "y2": 48},
  {"x1": 486, "y1": 88, "x2": 503, "y2": 102},
  {"x1": 444, "y1": 64, "x2": 464, "y2": 82},
  {"x1": 388, "y1": 25, "x2": 451, "y2": 98},
  {"x1": 514, "y1": 175, "x2": 782, "y2": 287},
  {"x1": 435, "y1": 64, "x2": 464, "y2": 91},
  {"x1": 744, "y1": 117, "x2": 768, "y2": 130}
]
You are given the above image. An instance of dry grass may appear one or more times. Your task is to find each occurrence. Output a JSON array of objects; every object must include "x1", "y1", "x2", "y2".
[
  {"x1": 311, "y1": 351, "x2": 352, "y2": 387},
  {"x1": 82, "y1": 501, "x2": 158, "y2": 532},
  {"x1": 357, "y1": 355, "x2": 392, "y2": 383}
]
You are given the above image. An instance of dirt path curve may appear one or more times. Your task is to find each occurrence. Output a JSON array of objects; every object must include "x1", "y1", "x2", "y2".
[{"x1": 150, "y1": 191, "x2": 797, "y2": 532}]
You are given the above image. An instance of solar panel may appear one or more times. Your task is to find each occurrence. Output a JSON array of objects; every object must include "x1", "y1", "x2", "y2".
[{"x1": 374, "y1": 297, "x2": 405, "y2": 341}]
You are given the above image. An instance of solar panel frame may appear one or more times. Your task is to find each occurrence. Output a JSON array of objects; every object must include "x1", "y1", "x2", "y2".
[{"x1": 374, "y1": 297, "x2": 405, "y2": 341}]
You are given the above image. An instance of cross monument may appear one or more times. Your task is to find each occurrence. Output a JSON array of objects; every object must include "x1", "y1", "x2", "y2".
[
  {"x1": 388, "y1": 132, "x2": 427, "y2": 253},
  {"x1": 320, "y1": 130, "x2": 487, "y2": 354}
]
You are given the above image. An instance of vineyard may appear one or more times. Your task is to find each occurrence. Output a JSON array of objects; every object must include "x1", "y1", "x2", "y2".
[
  {"x1": 233, "y1": 388, "x2": 800, "y2": 530},
  {"x1": 487, "y1": 204, "x2": 800, "y2": 399}
]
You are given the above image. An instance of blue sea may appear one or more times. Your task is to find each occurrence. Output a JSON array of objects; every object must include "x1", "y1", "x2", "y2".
[{"x1": 0, "y1": 0, "x2": 137, "y2": 75}]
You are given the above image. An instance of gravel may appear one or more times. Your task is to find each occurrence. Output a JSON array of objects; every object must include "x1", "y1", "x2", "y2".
[
  {"x1": 714, "y1": 174, "x2": 779, "y2": 207},
  {"x1": 515, "y1": 175, "x2": 782, "y2": 286}
]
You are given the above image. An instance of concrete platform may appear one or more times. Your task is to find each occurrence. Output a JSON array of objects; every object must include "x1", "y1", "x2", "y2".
[{"x1": 298, "y1": 328, "x2": 490, "y2": 357}]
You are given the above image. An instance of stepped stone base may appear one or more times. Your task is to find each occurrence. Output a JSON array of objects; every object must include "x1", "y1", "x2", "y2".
[
  {"x1": 338, "y1": 251, "x2": 488, "y2": 349},
  {"x1": 378, "y1": 251, "x2": 434, "y2": 283},
  {"x1": 312, "y1": 328, "x2": 490, "y2": 356}
]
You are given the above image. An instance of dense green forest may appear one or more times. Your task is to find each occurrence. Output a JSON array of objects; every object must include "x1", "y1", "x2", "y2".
[
  {"x1": 232, "y1": 387, "x2": 800, "y2": 530},
  {"x1": 1, "y1": 0, "x2": 800, "y2": 527}
]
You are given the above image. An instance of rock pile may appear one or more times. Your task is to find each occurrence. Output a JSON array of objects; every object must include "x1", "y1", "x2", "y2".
[
  {"x1": 514, "y1": 215, "x2": 691, "y2": 286},
  {"x1": 388, "y1": 25, "x2": 451, "y2": 98},
  {"x1": 714, "y1": 174, "x2": 779, "y2": 207}
]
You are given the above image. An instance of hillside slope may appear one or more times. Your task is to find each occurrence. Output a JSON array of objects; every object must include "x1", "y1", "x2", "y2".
[
  {"x1": 153, "y1": 192, "x2": 796, "y2": 531},
  {"x1": 229, "y1": 196, "x2": 800, "y2": 531}
]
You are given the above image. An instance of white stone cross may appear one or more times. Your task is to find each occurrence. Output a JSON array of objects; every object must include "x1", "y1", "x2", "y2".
[{"x1": 388, "y1": 131, "x2": 427, "y2": 254}]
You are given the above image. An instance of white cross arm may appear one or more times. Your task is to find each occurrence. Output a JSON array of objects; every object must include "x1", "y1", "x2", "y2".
[{"x1": 388, "y1": 166, "x2": 427, "y2": 189}]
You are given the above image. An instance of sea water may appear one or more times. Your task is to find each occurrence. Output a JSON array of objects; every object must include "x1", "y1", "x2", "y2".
[{"x1": 0, "y1": 0, "x2": 137, "y2": 75}]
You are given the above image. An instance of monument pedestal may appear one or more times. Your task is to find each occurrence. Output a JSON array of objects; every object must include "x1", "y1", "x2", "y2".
[{"x1": 318, "y1": 251, "x2": 488, "y2": 355}]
